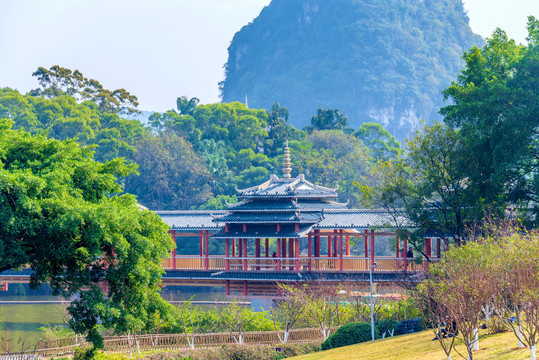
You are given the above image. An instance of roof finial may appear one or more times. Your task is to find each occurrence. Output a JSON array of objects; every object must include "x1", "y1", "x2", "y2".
[{"x1": 283, "y1": 140, "x2": 292, "y2": 179}]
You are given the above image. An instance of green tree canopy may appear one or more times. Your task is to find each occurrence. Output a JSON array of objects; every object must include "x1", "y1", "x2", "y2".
[
  {"x1": 358, "y1": 18, "x2": 539, "y2": 246},
  {"x1": 307, "y1": 107, "x2": 350, "y2": 132},
  {"x1": 31, "y1": 65, "x2": 139, "y2": 114},
  {"x1": 354, "y1": 122, "x2": 401, "y2": 161},
  {"x1": 0, "y1": 120, "x2": 173, "y2": 345},
  {"x1": 124, "y1": 133, "x2": 213, "y2": 210},
  {"x1": 440, "y1": 16, "x2": 539, "y2": 219}
]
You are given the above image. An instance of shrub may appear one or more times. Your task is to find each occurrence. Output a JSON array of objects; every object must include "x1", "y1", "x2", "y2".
[
  {"x1": 396, "y1": 318, "x2": 423, "y2": 335},
  {"x1": 136, "y1": 341, "x2": 321, "y2": 360},
  {"x1": 321, "y1": 322, "x2": 380, "y2": 350},
  {"x1": 376, "y1": 319, "x2": 399, "y2": 336},
  {"x1": 73, "y1": 347, "x2": 97, "y2": 360}
]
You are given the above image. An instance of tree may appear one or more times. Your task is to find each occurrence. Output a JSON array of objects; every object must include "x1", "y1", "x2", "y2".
[
  {"x1": 416, "y1": 282, "x2": 457, "y2": 360},
  {"x1": 490, "y1": 229, "x2": 539, "y2": 360},
  {"x1": 176, "y1": 300, "x2": 202, "y2": 349},
  {"x1": 264, "y1": 102, "x2": 291, "y2": 157},
  {"x1": 0, "y1": 119, "x2": 174, "y2": 346},
  {"x1": 354, "y1": 122, "x2": 401, "y2": 161},
  {"x1": 292, "y1": 131, "x2": 372, "y2": 207},
  {"x1": 357, "y1": 122, "x2": 482, "y2": 248},
  {"x1": 176, "y1": 96, "x2": 200, "y2": 116},
  {"x1": 124, "y1": 133, "x2": 212, "y2": 210},
  {"x1": 31, "y1": 65, "x2": 139, "y2": 114},
  {"x1": 307, "y1": 107, "x2": 349, "y2": 132},
  {"x1": 304, "y1": 284, "x2": 344, "y2": 340},
  {"x1": 440, "y1": 17, "x2": 539, "y2": 220},
  {"x1": 268, "y1": 284, "x2": 306, "y2": 344},
  {"x1": 214, "y1": 300, "x2": 250, "y2": 344},
  {"x1": 420, "y1": 241, "x2": 497, "y2": 360}
]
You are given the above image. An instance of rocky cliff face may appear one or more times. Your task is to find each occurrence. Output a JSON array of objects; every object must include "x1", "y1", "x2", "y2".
[{"x1": 219, "y1": 0, "x2": 483, "y2": 139}]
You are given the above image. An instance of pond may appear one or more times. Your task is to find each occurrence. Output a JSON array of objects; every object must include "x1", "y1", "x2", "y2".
[{"x1": 0, "y1": 283, "x2": 223, "y2": 353}]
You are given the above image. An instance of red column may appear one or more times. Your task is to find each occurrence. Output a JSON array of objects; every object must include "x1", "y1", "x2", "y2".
[
  {"x1": 403, "y1": 236, "x2": 408, "y2": 272},
  {"x1": 436, "y1": 238, "x2": 441, "y2": 258},
  {"x1": 308, "y1": 234, "x2": 312, "y2": 271},
  {"x1": 345, "y1": 235, "x2": 350, "y2": 256},
  {"x1": 232, "y1": 238, "x2": 236, "y2": 257},
  {"x1": 364, "y1": 229, "x2": 369, "y2": 257},
  {"x1": 225, "y1": 238, "x2": 230, "y2": 270},
  {"x1": 396, "y1": 236, "x2": 400, "y2": 258},
  {"x1": 339, "y1": 229, "x2": 343, "y2": 271},
  {"x1": 255, "y1": 238, "x2": 261, "y2": 270},
  {"x1": 370, "y1": 229, "x2": 375, "y2": 267},
  {"x1": 243, "y1": 280, "x2": 247, "y2": 296},
  {"x1": 328, "y1": 236, "x2": 332, "y2": 257},
  {"x1": 277, "y1": 238, "x2": 282, "y2": 271},
  {"x1": 243, "y1": 239, "x2": 247, "y2": 271},
  {"x1": 239, "y1": 238, "x2": 243, "y2": 257},
  {"x1": 333, "y1": 230, "x2": 338, "y2": 258},
  {"x1": 205, "y1": 230, "x2": 209, "y2": 270},
  {"x1": 295, "y1": 238, "x2": 300, "y2": 271},
  {"x1": 226, "y1": 280, "x2": 230, "y2": 296},
  {"x1": 172, "y1": 230, "x2": 177, "y2": 270},
  {"x1": 265, "y1": 238, "x2": 269, "y2": 258},
  {"x1": 425, "y1": 238, "x2": 432, "y2": 258},
  {"x1": 289, "y1": 238, "x2": 294, "y2": 270},
  {"x1": 199, "y1": 230, "x2": 204, "y2": 257},
  {"x1": 315, "y1": 230, "x2": 320, "y2": 257}
]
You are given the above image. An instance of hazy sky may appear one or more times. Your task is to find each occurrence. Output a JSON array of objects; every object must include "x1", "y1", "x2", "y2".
[{"x1": 0, "y1": 0, "x2": 537, "y2": 111}]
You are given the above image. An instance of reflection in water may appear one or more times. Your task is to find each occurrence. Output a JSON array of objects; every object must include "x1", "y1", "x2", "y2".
[
  {"x1": 0, "y1": 284, "x2": 65, "y2": 353},
  {"x1": 0, "y1": 284, "x2": 224, "y2": 353}
]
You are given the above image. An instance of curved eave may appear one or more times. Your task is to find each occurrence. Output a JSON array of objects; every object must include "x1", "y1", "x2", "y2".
[{"x1": 238, "y1": 194, "x2": 338, "y2": 199}]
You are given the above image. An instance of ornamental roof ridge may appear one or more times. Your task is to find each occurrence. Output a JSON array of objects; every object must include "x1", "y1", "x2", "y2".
[
  {"x1": 326, "y1": 199, "x2": 349, "y2": 207},
  {"x1": 236, "y1": 179, "x2": 272, "y2": 193},
  {"x1": 226, "y1": 199, "x2": 250, "y2": 208},
  {"x1": 320, "y1": 208, "x2": 406, "y2": 213}
]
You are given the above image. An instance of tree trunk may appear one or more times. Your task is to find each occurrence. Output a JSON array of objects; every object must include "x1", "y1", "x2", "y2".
[
  {"x1": 517, "y1": 326, "x2": 525, "y2": 348},
  {"x1": 473, "y1": 328, "x2": 479, "y2": 351},
  {"x1": 531, "y1": 344, "x2": 536, "y2": 360}
]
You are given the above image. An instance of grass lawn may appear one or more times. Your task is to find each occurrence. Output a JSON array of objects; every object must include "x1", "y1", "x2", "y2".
[{"x1": 286, "y1": 329, "x2": 533, "y2": 360}]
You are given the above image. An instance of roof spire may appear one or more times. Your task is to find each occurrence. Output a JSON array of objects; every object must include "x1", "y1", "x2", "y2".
[{"x1": 283, "y1": 140, "x2": 292, "y2": 179}]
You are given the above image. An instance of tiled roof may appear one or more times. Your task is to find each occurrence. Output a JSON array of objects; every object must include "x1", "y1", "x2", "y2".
[
  {"x1": 0, "y1": 269, "x2": 423, "y2": 284},
  {"x1": 161, "y1": 270, "x2": 423, "y2": 283},
  {"x1": 228, "y1": 199, "x2": 347, "y2": 212},
  {"x1": 237, "y1": 174, "x2": 338, "y2": 199},
  {"x1": 212, "y1": 223, "x2": 313, "y2": 239},
  {"x1": 155, "y1": 211, "x2": 226, "y2": 230},
  {"x1": 315, "y1": 210, "x2": 411, "y2": 229},
  {"x1": 154, "y1": 210, "x2": 412, "y2": 231},
  {"x1": 215, "y1": 212, "x2": 322, "y2": 224}
]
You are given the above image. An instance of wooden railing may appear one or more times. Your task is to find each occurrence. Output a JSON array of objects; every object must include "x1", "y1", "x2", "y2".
[
  {"x1": 163, "y1": 255, "x2": 438, "y2": 272},
  {"x1": 34, "y1": 327, "x2": 334, "y2": 356}
]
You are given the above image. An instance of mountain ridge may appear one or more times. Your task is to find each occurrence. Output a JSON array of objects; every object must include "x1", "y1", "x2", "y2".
[{"x1": 219, "y1": 0, "x2": 483, "y2": 138}]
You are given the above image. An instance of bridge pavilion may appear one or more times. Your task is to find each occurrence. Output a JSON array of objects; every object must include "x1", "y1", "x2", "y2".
[{"x1": 156, "y1": 144, "x2": 441, "y2": 297}]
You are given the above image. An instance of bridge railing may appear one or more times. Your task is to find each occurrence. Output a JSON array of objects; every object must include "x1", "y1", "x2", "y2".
[{"x1": 163, "y1": 255, "x2": 439, "y2": 272}]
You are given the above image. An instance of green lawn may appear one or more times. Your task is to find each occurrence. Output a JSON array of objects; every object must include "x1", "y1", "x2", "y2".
[{"x1": 286, "y1": 329, "x2": 533, "y2": 360}]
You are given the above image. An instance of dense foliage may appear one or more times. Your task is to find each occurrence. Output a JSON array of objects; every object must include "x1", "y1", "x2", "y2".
[
  {"x1": 321, "y1": 322, "x2": 380, "y2": 350},
  {"x1": 0, "y1": 120, "x2": 174, "y2": 346},
  {"x1": 220, "y1": 0, "x2": 483, "y2": 136},
  {"x1": 358, "y1": 17, "x2": 539, "y2": 249},
  {"x1": 1, "y1": 71, "x2": 397, "y2": 210}
]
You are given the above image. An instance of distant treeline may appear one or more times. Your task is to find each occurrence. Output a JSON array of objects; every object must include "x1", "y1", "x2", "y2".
[{"x1": 0, "y1": 66, "x2": 400, "y2": 212}]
